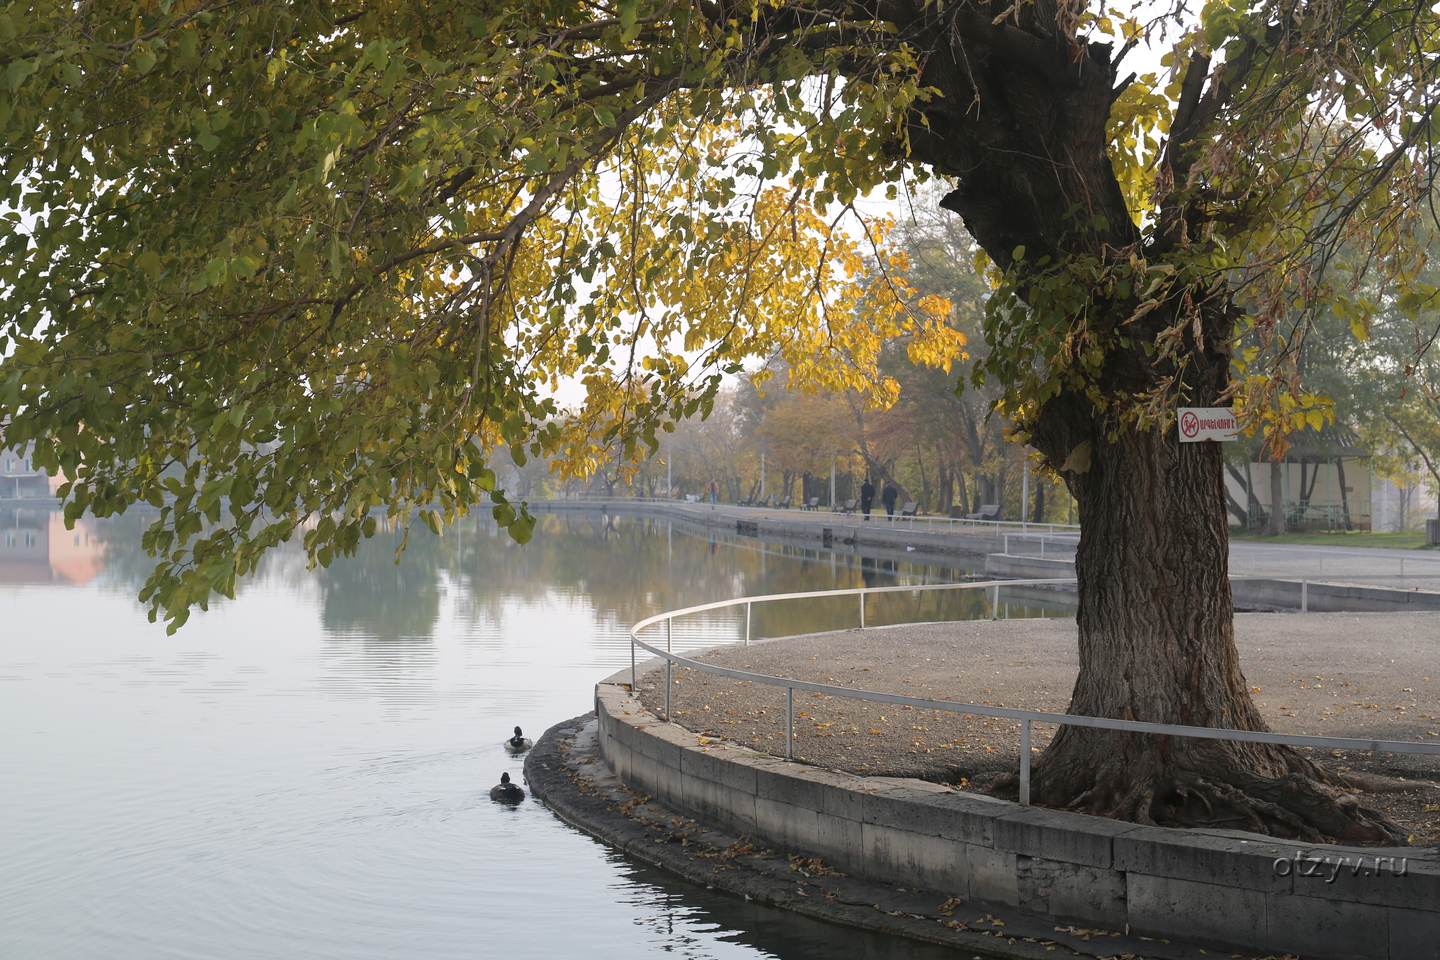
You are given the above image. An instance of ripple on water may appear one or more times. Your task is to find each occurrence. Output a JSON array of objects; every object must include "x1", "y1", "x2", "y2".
[{"x1": 2, "y1": 513, "x2": 1028, "y2": 960}]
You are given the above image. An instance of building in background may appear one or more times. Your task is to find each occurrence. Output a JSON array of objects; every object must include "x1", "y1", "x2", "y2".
[
  {"x1": 1223, "y1": 429, "x2": 1372, "y2": 531},
  {"x1": 1371, "y1": 475, "x2": 1438, "y2": 532},
  {"x1": 0, "y1": 418, "x2": 64, "y2": 500}
]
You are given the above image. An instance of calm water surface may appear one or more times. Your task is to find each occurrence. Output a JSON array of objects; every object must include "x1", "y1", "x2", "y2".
[{"x1": 1, "y1": 507, "x2": 1063, "y2": 960}]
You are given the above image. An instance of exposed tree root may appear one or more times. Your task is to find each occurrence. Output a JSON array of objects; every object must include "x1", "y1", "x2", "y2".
[
  {"x1": 1333, "y1": 770, "x2": 1426, "y2": 795},
  {"x1": 1216, "y1": 768, "x2": 1409, "y2": 845},
  {"x1": 986, "y1": 741, "x2": 1412, "y2": 845}
]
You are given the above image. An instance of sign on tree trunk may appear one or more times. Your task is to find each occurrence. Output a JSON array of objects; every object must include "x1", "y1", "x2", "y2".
[{"x1": 1178, "y1": 409, "x2": 1239, "y2": 443}]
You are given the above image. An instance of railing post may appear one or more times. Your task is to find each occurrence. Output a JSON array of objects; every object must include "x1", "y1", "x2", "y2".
[
  {"x1": 1020, "y1": 719, "x2": 1031, "y2": 805},
  {"x1": 859, "y1": 592, "x2": 866, "y2": 629},
  {"x1": 785, "y1": 686, "x2": 794, "y2": 759},
  {"x1": 1301, "y1": 579, "x2": 1308, "y2": 613},
  {"x1": 630, "y1": 632, "x2": 636, "y2": 688},
  {"x1": 625, "y1": 580, "x2": 1439, "y2": 791},
  {"x1": 745, "y1": 602, "x2": 752, "y2": 646}
]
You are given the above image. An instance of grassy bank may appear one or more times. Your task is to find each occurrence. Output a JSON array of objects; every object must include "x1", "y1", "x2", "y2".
[{"x1": 1229, "y1": 529, "x2": 1435, "y2": 549}]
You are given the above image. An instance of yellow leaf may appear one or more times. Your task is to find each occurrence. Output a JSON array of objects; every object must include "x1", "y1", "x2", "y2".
[{"x1": 1061, "y1": 441, "x2": 1092, "y2": 474}]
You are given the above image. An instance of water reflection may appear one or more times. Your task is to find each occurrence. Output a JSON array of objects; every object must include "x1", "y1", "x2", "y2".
[
  {"x1": 2, "y1": 505, "x2": 1055, "y2": 960},
  {"x1": 0, "y1": 508, "x2": 107, "y2": 584},
  {"x1": 318, "y1": 530, "x2": 446, "y2": 639},
  {"x1": 610, "y1": 855, "x2": 980, "y2": 960},
  {"x1": 16, "y1": 505, "x2": 1072, "y2": 640}
]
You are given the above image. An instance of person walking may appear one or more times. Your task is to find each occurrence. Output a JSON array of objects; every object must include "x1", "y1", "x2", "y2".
[
  {"x1": 708, "y1": 478, "x2": 719, "y2": 506},
  {"x1": 859, "y1": 478, "x2": 876, "y2": 520},
  {"x1": 882, "y1": 481, "x2": 899, "y2": 519}
]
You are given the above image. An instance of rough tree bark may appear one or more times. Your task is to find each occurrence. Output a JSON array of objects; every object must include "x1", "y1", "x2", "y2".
[{"x1": 883, "y1": 0, "x2": 1405, "y2": 841}]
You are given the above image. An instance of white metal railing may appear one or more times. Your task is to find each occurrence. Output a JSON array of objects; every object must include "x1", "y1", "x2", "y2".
[
  {"x1": 627, "y1": 579, "x2": 1440, "y2": 806},
  {"x1": 810, "y1": 508, "x2": 1079, "y2": 536},
  {"x1": 987, "y1": 571, "x2": 1440, "y2": 611}
]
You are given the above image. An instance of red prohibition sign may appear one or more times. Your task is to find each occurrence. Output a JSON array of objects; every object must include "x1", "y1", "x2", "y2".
[{"x1": 1180, "y1": 411, "x2": 1200, "y2": 439}]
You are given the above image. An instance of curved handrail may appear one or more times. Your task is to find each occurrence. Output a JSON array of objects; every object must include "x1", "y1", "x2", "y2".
[{"x1": 627, "y1": 578, "x2": 1440, "y2": 805}]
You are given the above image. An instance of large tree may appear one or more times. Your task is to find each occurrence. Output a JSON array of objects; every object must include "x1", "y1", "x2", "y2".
[{"x1": 3, "y1": 1, "x2": 1436, "y2": 841}]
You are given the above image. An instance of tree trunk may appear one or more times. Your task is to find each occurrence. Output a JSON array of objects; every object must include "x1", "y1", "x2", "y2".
[
  {"x1": 889, "y1": 5, "x2": 1402, "y2": 841},
  {"x1": 915, "y1": 446, "x2": 930, "y2": 513},
  {"x1": 1268, "y1": 461, "x2": 1287, "y2": 536},
  {"x1": 1336, "y1": 458, "x2": 1352, "y2": 531},
  {"x1": 1224, "y1": 463, "x2": 1261, "y2": 527},
  {"x1": 1018, "y1": 398, "x2": 1400, "y2": 841},
  {"x1": 977, "y1": 473, "x2": 996, "y2": 509}
]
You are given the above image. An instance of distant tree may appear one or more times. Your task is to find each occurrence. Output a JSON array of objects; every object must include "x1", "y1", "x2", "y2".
[
  {"x1": 752, "y1": 388, "x2": 858, "y2": 503},
  {"x1": 664, "y1": 390, "x2": 751, "y2": 503},
  {"x1": 1291, "y1": 239, "x2": 1440, "y2": 527},
  {"x1": 1352, "y1": 298, "x2": 1440, "y2": 524},
  {"x1": 879, "y1": 195, "x2": 1019, "y2": 516}
]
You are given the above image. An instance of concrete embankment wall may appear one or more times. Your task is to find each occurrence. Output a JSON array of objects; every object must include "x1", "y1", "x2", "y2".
[
  {"x1": 595, "y1": 674, "x2": 1440, "y2": 960},
  {"x1": 546, "y1": 501, "x2": 1440, "y2": 614},
  {"x1": 534, "y1": 499, "x2": 1010, "y2": 563}
]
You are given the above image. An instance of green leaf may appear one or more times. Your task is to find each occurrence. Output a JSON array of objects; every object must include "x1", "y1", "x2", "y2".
[
  {"x1": 136, "y1": 251, "x2": 163, "y2": 277},
  {"x1": 508, "y1": 513, "x2": 535, "y2": 544},
  {"x1": 617, "y1": 0, "x2": 639, "y2": 33},
  {"x1": 6, "y1": 58, "x2": 38, "y2": 89}
]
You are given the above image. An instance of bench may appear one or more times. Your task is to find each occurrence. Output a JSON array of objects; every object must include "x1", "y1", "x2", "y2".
[
  {"x1": 778, "y1": 495, "x2": 792, "y2": 509},
  {"x1": 964, "y1": 503, "x2": 1001, "y2": 521},
  {"x1": 803, "y1": 496, "x2": 821, "y2": 510},
  {"x1": 834, "y1": 498, "x2": 858, "y2": 514},
  {"x1": 898, "y1": 501, "x2": 919, "y2": 518}
]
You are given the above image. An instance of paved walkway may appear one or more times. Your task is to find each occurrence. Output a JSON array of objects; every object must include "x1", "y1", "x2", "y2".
[
  {"x1": 1228, "y1": 540, "x2": 1440, "y2": 592},
  {"x1": 634, "y1": 612, "x2": 1440, "y2": 839}
]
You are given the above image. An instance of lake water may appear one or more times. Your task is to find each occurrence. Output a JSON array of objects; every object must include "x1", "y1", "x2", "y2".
[{"x1": 0, "y1": 506, "x2": 1065, "y2": 960}]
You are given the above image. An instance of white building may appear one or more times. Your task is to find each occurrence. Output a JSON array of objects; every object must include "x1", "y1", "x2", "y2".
[
  {"x1": 1222, "y1": 432, "x2": 1372, "y2": 531},
  {"x1": 0, "y1": 441, "x2": 59, "y2": 499},
  {"x1": 1370, "y1": 474, "x2": 1438, "y2": 532}
]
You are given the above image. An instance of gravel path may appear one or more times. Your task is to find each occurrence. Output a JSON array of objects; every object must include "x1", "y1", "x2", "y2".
[{"x1": 633, "y1": 611, "x2": 1440, "y2": 840}]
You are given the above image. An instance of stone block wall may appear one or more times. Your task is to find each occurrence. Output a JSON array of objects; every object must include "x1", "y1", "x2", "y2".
[{"x1": 595, "y1": 675, "x2": 1440, "y2": 960}]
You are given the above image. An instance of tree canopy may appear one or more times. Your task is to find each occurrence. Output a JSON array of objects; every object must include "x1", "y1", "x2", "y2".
[
  {"x1": 3, "y1": 0, "x2": 1440, "y2": 840},
  {"x1": 0, "y1": 1, "x2": 962, "y2": 627},
  {"x1": 1, "y1": 1, "x2": 1435, "y2": 626}
]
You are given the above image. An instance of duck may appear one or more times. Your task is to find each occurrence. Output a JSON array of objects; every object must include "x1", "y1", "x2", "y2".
[
  {"x1": 490, "y1": 772, "x2": 525, "y2": 803},
  {"x1": 504, "y1": 726, "x2": 533, "y2": 753}
]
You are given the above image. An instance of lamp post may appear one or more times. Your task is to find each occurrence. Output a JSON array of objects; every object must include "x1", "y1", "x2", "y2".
[{"x1": 1021, "y1": 461, "x2": 1029, "y2": 532}]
